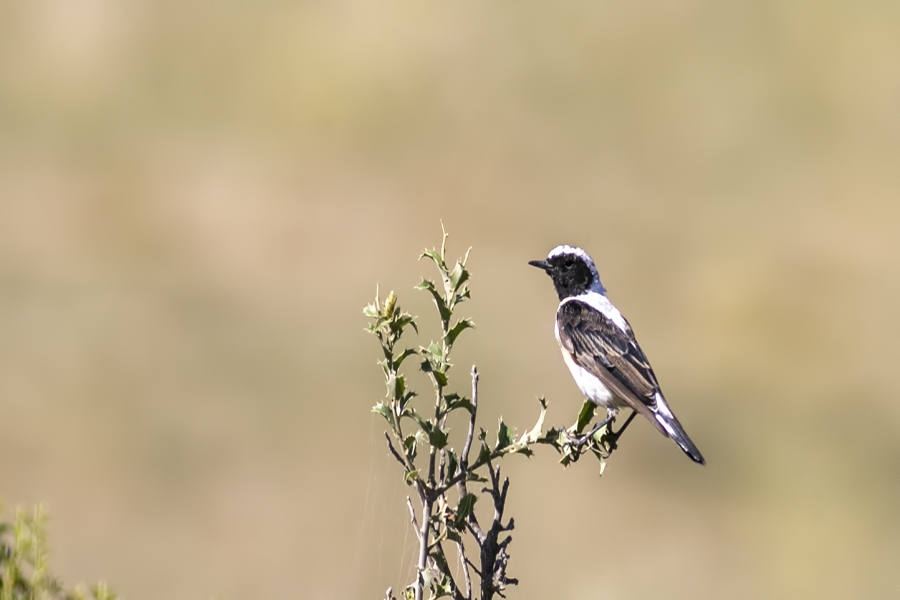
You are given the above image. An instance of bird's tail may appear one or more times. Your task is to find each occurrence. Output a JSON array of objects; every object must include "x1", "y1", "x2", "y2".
[{"x1": 654, "y1": 396, "x2": 705, "y2": 465}]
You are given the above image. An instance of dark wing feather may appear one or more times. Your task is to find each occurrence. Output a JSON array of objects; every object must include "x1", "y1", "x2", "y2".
[{"x1": 557, "y1": 299, "x2": 666, "y2": 432}]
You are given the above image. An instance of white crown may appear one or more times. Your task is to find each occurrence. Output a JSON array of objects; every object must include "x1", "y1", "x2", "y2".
[{"x1": 547, "y1": 245, "x2": 606, "y2": 294}]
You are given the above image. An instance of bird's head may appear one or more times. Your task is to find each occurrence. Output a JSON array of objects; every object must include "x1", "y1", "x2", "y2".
[{"x1": 529, "y1": 245, "x2": 606, "y2": 300}]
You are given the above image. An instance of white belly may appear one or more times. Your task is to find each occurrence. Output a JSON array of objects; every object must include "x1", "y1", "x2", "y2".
[
  {"x1": 554, "y1": 316, "x2": 621, "y2": 414},
  {"x1": 560, "y1": 347, "x2": 618, "y2": 411}
]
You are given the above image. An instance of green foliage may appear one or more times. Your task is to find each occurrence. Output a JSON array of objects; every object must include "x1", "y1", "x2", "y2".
[
  {"x1": 0, "y1": 503, "x2": 119, "y2": 600},
  {"x1": 367, "y1": 227, "x2": 621, "y2": 600}
]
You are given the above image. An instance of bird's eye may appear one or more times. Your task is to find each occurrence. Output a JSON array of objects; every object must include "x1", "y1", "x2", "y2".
[{"x1": 564, "y1": 259, "x2": 574, "y2": 268}]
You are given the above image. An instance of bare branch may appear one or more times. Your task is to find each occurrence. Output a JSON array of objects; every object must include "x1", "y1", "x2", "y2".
[
  {"x1": 465, "y1": 556, "x2": 483, "y2": 579},
  {"x1": 385, "y1": 432, "x2": 407, "y2": 469},
  {"x1": 466, "y1": 519, "x2": 486, "y2": 545},
  {"x1": 456, "y1": 537, "x2": 473, "y2": 600},
  {"x1": 406, "y1": 497, "x2": 422, "y2": 543},
  {"x1": 461, "y1": 367, "x2": 479, "y2": 467},
  {"x1": 414, "y1": 496, "x2": 433, "y2": 600}
]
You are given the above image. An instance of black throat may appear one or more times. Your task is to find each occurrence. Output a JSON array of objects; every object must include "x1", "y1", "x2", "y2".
[{"x1": 533, "y1": 255, "x2": 595, "y2": 300}]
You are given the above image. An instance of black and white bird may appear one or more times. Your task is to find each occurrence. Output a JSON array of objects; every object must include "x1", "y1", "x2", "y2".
[{"x1": 529, "y1": 245, "x2": 705, "y2": 464}]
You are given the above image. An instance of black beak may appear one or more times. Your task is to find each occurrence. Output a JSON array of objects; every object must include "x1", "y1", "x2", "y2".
[{"x1": 528, "y1": 259, "x2": 551, "y2": 271}]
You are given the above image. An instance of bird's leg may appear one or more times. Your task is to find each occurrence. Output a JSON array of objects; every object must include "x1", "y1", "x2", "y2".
[
  {"x1": 601, "y1": 410, "x2": 637, "y2": 453},
  {"x1": 609, "y1": 410, "x2": 637, "y2": 440}
]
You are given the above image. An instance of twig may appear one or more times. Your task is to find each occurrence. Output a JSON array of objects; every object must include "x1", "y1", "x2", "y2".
[
  {"x1": 452, "y1": 366, "x2": 482, "y2": 595},
  {"x1": 465, "y1": 556, "x2": 483, "y2": 578},
  {"x1": 439, "y1": 365, "x2": 482, "y2": 500},
  {"x1": 477, "y1": 461, "x2": 515, "y2": 600},
  {"x1": 462, "y1": 367, "x2": 479, "y2": 466},
  {"x1": 414, "y1": 496, "x2": 433, "y2": 600},
  {"x1": 457, "y1": 536, "x2": 473, "y2": 599},
  {"x1": 385, "y1": 432, "x2": 407, "y2": 469},
  {"x1": 406, "y1": 497, "x2": 422, "y2": 543}
]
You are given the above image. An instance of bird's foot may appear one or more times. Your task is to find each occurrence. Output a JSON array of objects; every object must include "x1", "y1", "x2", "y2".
[{"x1": 561, "y1": 415, "x2": 614, "y2": 449}]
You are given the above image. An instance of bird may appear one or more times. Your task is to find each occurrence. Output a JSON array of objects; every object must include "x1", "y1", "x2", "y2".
[{"x1": 529, "y1": 245, "x2": 705, "y2": 464}]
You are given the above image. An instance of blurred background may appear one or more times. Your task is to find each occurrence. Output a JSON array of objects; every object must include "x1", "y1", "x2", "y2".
[{"x1": 1, "y1": 0, "x2": 899, "y2": 598}]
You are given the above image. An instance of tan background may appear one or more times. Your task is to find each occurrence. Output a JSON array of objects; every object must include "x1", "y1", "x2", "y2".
[{"x1": 2, "y1": 1, "x2": 900, "y2": 598}]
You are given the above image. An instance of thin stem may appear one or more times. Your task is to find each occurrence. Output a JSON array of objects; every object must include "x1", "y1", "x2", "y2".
[
  {"x1": 415, "y1": 495, "x2": 432, "y2": 600},
  {"x1": 452, "y1": 366, "x2": 481, "y2": 596},
  {"x1": 462, "y1": 367, "x2": 478, "y2": 466},
  {"x1": 385, "y1": 432, "x2": 407, "y2": 470},
  {"x1": 406, "y1": 497, "x2": 422, "y2": 544},
  {"x1": 456, "y1": 537, "x2": 473, "y2": 600}
]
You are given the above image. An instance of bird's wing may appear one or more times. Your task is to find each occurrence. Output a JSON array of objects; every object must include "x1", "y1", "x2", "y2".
[{"x1": 556, "y1": 298, "x2": 666, "y2": 432}]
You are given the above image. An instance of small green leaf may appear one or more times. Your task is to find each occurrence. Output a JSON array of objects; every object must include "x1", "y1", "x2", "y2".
[
  {"x1": 421, "y1": 356, "x2": 449, "y2": 386},
  {"x1": 445, "y1": 318, "x2": 474, "y2": 346},
  {"x1": 448, "y1": 262, "x2": 469, "y2": 291},
  {"x1": 393, "y1": 375, "x2": 406, "y2": 399},
  {"x1": 429, "y1": 428, "x2": 449, "y2": 449},
  {"x1": 394, "y1": 348, "x2": 418, "y2": 369},
  {"x1": 446, "y1": 394, "x2": 474, "y2": 414},
  {"x1": 404, "y1": 435, "x2": 418, "y2": 460},
  {"x1": 399, "y1": 391, "x2": 416, "y2": 411},
  {"x1": 467, "y1": 471, "x2": 488, "y2": 483},
  {"x1": 515, "y1": 446, "x2": 535, "y2": 457},
  {"x1": 410, "y1": 411, "x2": 432, "y2": 432},
  {"x1": 434, "y1": 574, "x2": 452, "y2": 598},
  {"x1": 477, "y1": 440, "x2": 491, "y2": 464},
  {"x1": 420, "y1": 249, "x2": 443, "y2": 266},
  {"x1": 405, "y1": 469, "x2": 419, "y2": 484},
  {"x1": 372, "y1": 402, "x2": 396, "y2": 428},
  {"x1": 416, "y1": 279, "x2": 452, "y2": 322},
  {"x1": 420, "y1": 567, "x2": 434, "y2": 590},
  {"x1": 455, "y1": 493, "x2": 477, "y2": 528},
  {"x1": 521, "y1": 396, "x2": 548, "y2": 443},
  {"x1": 392, "y1": 315, "x2": 416, "y2": 334},
  {"x1": 496, "y1": 418, "x2": 514, "y2": 450},
  {"x1": 576, "y1": 400, "x2": 596, "y2": 433},
  {"x1": 446, "y1": 450, "x2": 458, "y2": 479}
]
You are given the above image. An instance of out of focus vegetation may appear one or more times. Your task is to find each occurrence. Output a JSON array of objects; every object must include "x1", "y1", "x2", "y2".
[{"x1": 0, "y1": 504, "x2": 116, "y2": 600}]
